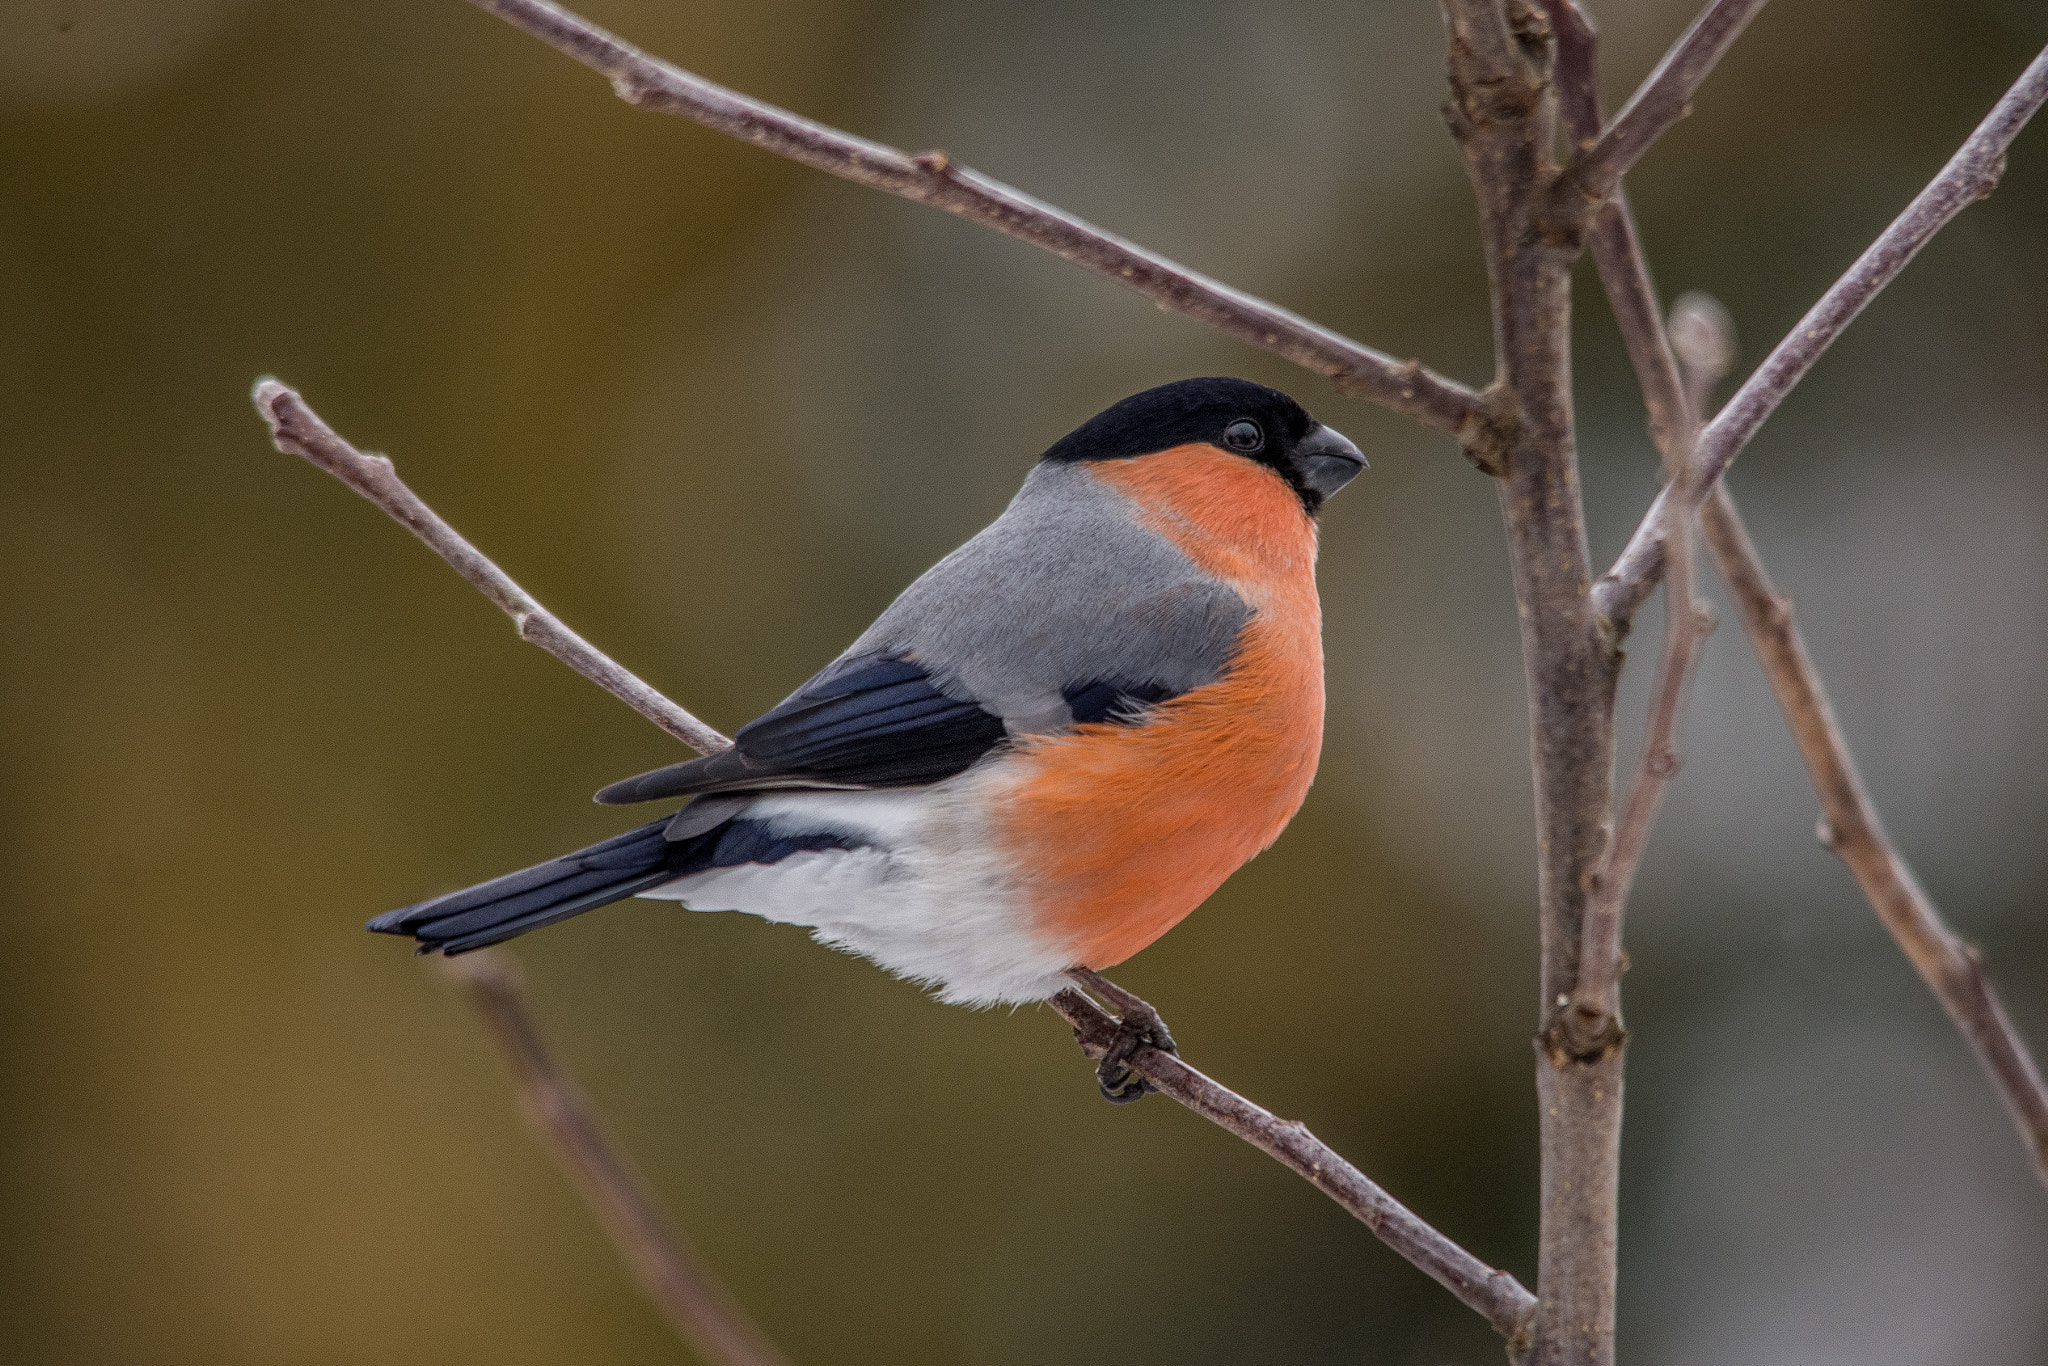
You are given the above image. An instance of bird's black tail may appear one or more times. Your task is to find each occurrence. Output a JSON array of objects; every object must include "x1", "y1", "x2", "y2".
[{"x1": 368, "y1": 818, "x2": 677, "y2": 955}]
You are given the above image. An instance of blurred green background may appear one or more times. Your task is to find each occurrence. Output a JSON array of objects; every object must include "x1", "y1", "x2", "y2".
[{"x1": 5, "y1": 0, "x2": 2048, "y2": 1362}]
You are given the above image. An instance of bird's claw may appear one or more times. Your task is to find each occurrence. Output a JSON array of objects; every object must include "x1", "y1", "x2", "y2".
[
  {"x1": 1097, "y1": 1011, "x2": 1176, "y2": 1102},
  {"x1": 1068, "y1": 968, "x2": 1177, "y2": 1103}
]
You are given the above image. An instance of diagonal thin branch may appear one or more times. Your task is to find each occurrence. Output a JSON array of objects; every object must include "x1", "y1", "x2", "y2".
[
  {"x1": 443, "y1": 951, "x2": 796, "y2": 1366},
  {"x1": 254, "y1": 379, "x2": 1544, "y2": 1331},
  {"x1": 462, "y1": 0, "x2": 1490, "y2": 445},
  {"x1": 1699, "y1": 494, "x2": 2048, "y2": 1186},
  {"x1": 1049, "y1": 985, "x2": 1537, "y2": 1350},
  {"x1": 1549, "y1": 1, "x2": 2048, "y2": 1188},
  {"x1": 1595, "y1": 39, "x2": 2048, "y2": 627},
  {"x1": 252, "y1": 378, "x2": 733, "y2": 756},
  {"x1": 1559, "y1": 0, "x2": 1772, "y2": 204}
]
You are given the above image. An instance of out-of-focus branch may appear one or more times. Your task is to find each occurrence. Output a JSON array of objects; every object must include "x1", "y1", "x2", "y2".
[
  {"x1": 460, "y1": 0, "x2": 1491, "y2": 445},
  {"x1": 1547, "y1": 0, "x2": 1715, "y2": 1057},
  {"x1": 1596, "y1": 40, "x2": 2048, "y2": 627},
  {"x1": 1563, "y1": 298, "x2": 1728, "y2": 1056},
  {"x1": 1441, "y1": 1, "x2": 1623, "y2": 1359},
  {"x1": 1547, "y1": 0, "x2": 1684, "y2": 452},
  {"x1": 252, "y1": 379, "x2": 734, "y2": 756},
  {"x1": 443, "y1": 950, "x2": 795, "y2": 1366},
  {"x1": 1559, "y1": 0, "x2": 1771, "y2": 204},
  {"x1": 1548, "y1": 3, "x2": 2048, "y2": 1190},
  {"x1": 1698, "y1": 500, "x2": 2048, "y2": 1187},
  {"x1": 1048, "y1": 986, "x2": 1537, "y2": 1350}
]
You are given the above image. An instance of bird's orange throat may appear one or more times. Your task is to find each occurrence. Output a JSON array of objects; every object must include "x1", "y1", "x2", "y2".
[{"x1": 993, "y1": 444, "x2": 1327, "y2": 970}]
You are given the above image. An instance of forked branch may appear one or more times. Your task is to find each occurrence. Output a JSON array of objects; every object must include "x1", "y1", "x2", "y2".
[
  {"x1": 1563, "y1": 298, "x2": 1727, "y2": 1056},
  {"x1": 463, "y1": 0, "x2": 1490, "y2": 444},
  {"x1": 1548, "y1": 0, "x2": 1724, "y2": 1057},
  {"x1": 1597, "y1": 39, "x2": 2048, "y2": 626},
  {"x1": 1560, "y1": 0, "x2": 1772, "y2": 204},
  {"x1": 1439, "y1": 1, "x2": 1624, "y2": 1359},
  {"x1": 254, "y1": 382, "x2": 1540, "y2": 1340},
  {"x1": 1548, "y1": 1, "x2": 2048, "y2": 1187}
]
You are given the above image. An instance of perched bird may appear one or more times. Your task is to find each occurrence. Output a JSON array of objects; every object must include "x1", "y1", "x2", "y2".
[{"x1": 371, "y1": 377, "x2": 1364, "y2": 1096}]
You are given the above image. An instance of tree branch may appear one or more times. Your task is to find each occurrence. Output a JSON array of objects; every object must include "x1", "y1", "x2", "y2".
[
  {"x1": 251, "y1": 378, "x2": 733, "y2": 756},
  {"x1": 1559, "y1": 0, "x2": 1772, "y2": 204},
  {"x1": 442, "y1": 950, "x2": 795, "y2": 1366},
  {"x1": 1547, "y1": 0, "x2": 1715, "y2": 1058},
  {"x1": 1595, "y1": 39, "x2": 2048, "y2": 627},
  {"x1": 1441, "y1": 2, "x2": 1624, "y2": 1359},
  {"x1": 1563, "y1": 298, "x2": 1726, "y2": 1054},
  {"x1": 1549, "y1": 1, "x2": 2048, "y2": 1190},
  {"x1": 1048, "y1": 985, "x2": 1537, "y2": 1350},
  {"x1": 1699, "y1": 498, "x2": 2048, "y2": 1187},
  {"x1": 461, "y1": 0, "x2": 1491, "y2": 446}
]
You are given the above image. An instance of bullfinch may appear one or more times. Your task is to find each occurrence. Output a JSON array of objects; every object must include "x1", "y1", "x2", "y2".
[{"x1": 371, "y1": 377, "x2": 1365, "y2": 1093}]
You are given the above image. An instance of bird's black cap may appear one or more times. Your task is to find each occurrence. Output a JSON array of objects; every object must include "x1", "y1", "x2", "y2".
[{"x1": 1039, "y1": 377, "x2": 1362, "y2": 513}]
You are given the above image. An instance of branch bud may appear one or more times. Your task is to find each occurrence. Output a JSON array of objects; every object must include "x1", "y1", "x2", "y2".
[{"x1": 1669, "y1": 291, "x2": 1736, "y2": 385}]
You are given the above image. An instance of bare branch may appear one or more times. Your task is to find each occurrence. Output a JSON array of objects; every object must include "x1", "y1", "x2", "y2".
[
  {"x1": 1441, "y1": 2, "x2": 1625, "y2": 1358},
  {"x1": 1560, "y1": 0, "x2": 1772, "y2": 203},
  {"x1": 1699, "y1": 496, "x2": 2048, "y2": 1187},
  {"x1": 1048, "y1": 986, "x2": 1537, "y2": 1349},
  {"x1": 443, "y1": 950, "x2": 795, "y2": 1366},
  {"x1": 1550, "y1": 0, "x2": 2048, "y2": 1187},
  {"x1": 1564, "y1": 296, "x2": 1729, "y2": 1052},
  {"x1": 1547, "y1": 0, "x2": 1709, "y2": 1056},
  {"x1": 1547, "y1": 0, "x2": 1603, "y2": 156},
  {"x1": 1668, "y1": 291, "x2": 1738, "y2": 425},
  {"x1": 1596, "y1": 39, "x2": 2048, "y2": 627},
  {"x1": 252, "y1": 378, "x2": 733, "y2": 756},
  {"x1": 1546, "y1": 0, "x2": 1688, "y2": 450},
  {"x1": 462, "y1": 0, "x2": 1489, "y2": 444}
]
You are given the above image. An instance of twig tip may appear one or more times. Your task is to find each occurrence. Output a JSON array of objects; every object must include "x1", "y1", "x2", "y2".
[
  {"x1": 1669, "y1": 292, "x2": 1736, "y2": 382},
  {"x1": 250, "y1": 375, "x2": 296, "y2": 424}
]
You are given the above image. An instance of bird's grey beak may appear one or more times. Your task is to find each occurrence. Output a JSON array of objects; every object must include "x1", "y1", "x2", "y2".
[{"x1": 1296, "y1": 424, "x2": 1366, "y2": 500}]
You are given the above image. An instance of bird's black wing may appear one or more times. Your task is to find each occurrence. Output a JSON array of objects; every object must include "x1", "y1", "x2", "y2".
[{"x1": 594, "y1": 656, "x2": 1009, "y2": 804}]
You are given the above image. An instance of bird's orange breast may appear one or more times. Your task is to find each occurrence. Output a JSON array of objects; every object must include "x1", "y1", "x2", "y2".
[{"x1": 992, "y1": 444, "x2": 1326, "y2": 969}]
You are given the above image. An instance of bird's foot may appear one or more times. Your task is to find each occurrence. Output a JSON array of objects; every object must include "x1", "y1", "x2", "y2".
[{"x1": 1067, "y1": 967, "x2": 1177, "y2": 1103}]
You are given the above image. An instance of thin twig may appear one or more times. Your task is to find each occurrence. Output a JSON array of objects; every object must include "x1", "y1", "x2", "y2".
[
  {"x1": 1548, "y1": 0, "x2": 1718, "y2": 1056},
  {"x1": 1596, "y1": 39, "x2": 2048, "y2": 627},
  {"x1": 252, "y1": 378, "x2": 733, "y2": 756},
  {"x1": 1048, "y1": 986, "x2": 1538, "y2": 1351},
  {"x1": 442, "y1": 950, "x2": 795, "y2": 1366},
  {"x1": 461, "y1": 0, "x2": 1490, "y2": 445},
  {"x1": 1562, "y1": 310, "x2": 1720, "y2": 1053},
  {"x1": 1560, "y1": 0, "x2": 1771, "y2": 204},
  {"x1": 1547, "y1": 0, "x2": 1686, "y2": 453},
  {"x1": 1698, "y1": 495, "x2": 2048, "y2": 1187},
  {"x1": 1551, "y1": 0, "x2": 2048, "y2": 1189}
]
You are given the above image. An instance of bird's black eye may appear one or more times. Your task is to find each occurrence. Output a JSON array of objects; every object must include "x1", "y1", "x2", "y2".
[{"x1": 1222, "y1": 419, "x2": 1264, "y2": 453}]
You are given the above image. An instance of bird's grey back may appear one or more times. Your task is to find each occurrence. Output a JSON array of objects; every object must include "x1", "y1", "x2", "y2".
[{"x1": 845, "y1": 461, "x2": 1250, "y2": 733}]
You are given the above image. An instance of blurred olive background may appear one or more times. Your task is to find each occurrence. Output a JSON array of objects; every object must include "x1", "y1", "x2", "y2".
[{"x1": 5, "y1": 0, "x2": 2048, "y2": 1362}]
